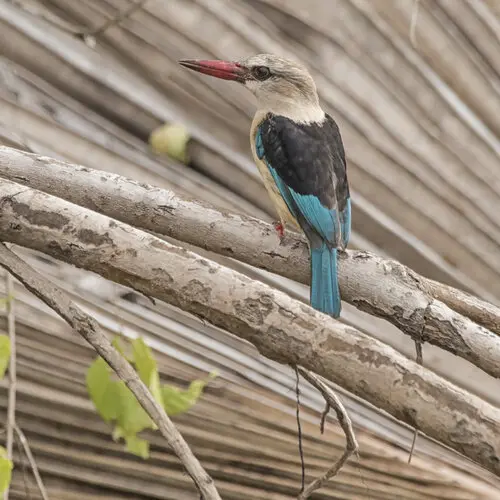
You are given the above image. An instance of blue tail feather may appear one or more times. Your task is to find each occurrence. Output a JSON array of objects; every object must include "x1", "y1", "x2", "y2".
[{"x1": 310, "y1": 243, "x2": 341, "y2": 318}]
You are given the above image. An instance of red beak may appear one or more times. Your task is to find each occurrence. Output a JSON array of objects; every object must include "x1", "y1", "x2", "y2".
[{"x1": 179, "y1": 59, "x2": 247, "y2": 82}]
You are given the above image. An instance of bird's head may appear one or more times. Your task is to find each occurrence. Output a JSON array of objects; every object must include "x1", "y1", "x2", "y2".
[{"x1": 179, "y1": 54, "x2": 324, "y2": 123}]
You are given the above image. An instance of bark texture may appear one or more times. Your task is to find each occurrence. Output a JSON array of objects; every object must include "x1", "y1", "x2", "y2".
[
  {"x1": 0, "y1": 176, "x2": 499, "y2": 476},
  {"x1": 1, "y1": 146, "x2": 499, "y2": 378}
]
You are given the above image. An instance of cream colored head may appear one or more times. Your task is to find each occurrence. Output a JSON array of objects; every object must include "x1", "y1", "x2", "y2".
[
  {"x1": 179, "y1": 54, "x2": 325, "y2": 123},
  {"x1": 239, "y1": 54, "x2": 324, "y2": 123}
]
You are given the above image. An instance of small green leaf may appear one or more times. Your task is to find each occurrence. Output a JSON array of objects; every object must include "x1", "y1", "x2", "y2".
[
  {"x1": 124, "y1": 435, "x2": 150, "y2": 459},
  {"x1": 0, "y1": 335, "x2": 10, "y2": 380},
  {"x1": 86, "y1": 336, "x2": 214, "y2": 460},
  {"x1": 132, "y1": 338, "x2": 162, "y2": 405},
  {"x1": 162, "y1": 373, "x2": 215, "y2": 416},
  {"x1": 132, "y1": 338, "x2": 156, "y2": 385},
  {"x1": 115, "y1": 381, "x2": 152, "y2": 435},
  {"x1": 112, "y1": 426, "x2": 125, "y2": 442},
  {"x1": 112, "y1": 337, "x2": 125, "y2": 356},
  {"x1": 112, "y1": 337, "x2": 133, "y2": 363},
  {"x1": 0, "y1": 447, "x2": 13, "y2": 494},
  {"x1": 86, "y1": 357, "x2": 120, "y2": 422}
]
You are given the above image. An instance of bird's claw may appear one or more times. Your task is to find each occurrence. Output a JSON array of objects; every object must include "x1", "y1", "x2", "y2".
[{"x1": 273, "y1": 221, "x2": 285, "y2": 241}]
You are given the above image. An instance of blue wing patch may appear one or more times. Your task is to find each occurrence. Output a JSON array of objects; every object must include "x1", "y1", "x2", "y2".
[
  {"x1": 256, "y1": 128, "x2": 346, "y2": 248},
  {"x1": 340, "y1": 198, "x2": 351, "y2": 249}
]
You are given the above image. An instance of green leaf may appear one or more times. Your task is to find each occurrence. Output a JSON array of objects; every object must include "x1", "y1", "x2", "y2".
[
  {"x1": 0, "y1": 447, "x2": 13, "y2": 494},
  {"x1": 86, "y1": 336, "x2": 215, "y2": 461},
  {"x1": 162, "y1": 372, "x2": 216, "y2": 416},
  {"x1": 0, "y1": 335, "x2": 10, "y2": 380},
  {"x1": 112, "y1": 336, "x2": 125, "y2": 356},
  {"x1": 124, "y1": 435, "x2": 150, "y2": 459},
  {"x1": 115, "y1": 381, "x2": 153, "y2": 435},
  {"x1": 131, "y1": 338, "x2": 156, "y2": 385},
  {"x1": 112, "y1": 426, "x2": 125, "y2": 442},
  {"x1": 86, "y1": 357, "x2": 121, "y2": 422},
  {"x1": 132, "y1": 338, "x2": 162, "y2": 405},
  {"x1": 112, "y1": 337, "x2": 133, "y2": 363}
]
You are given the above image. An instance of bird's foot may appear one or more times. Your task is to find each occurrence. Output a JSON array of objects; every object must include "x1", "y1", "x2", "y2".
[{"x1": 273, "y1": 221, "x2": 285, "y2": 241}]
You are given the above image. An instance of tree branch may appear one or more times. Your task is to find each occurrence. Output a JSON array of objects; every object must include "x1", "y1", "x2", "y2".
[
  {"x1": 0, "y1": 243, "x2": 221, "y2": 500},
  {"x1": 0, "y1": 177, "x2": 498, "y2": 476},
  {"x1": 1, "y1": 147, "x2": 499, "y2": 378},
  {"x1": 297, "y1": 367, "x2": 358, "y2": 499},
  {"x1": 422, "y1": 278, "x2": 500, "y2": 337}
]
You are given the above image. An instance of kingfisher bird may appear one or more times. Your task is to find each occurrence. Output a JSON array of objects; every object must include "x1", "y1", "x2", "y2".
[{"x1": 179, "y1": 54, "x2": 350, "y2": 318}]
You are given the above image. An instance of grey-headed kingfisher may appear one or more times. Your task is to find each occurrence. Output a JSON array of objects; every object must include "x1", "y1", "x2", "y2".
[{"x1": 179, "y1": 54, "x2": 350, "y2": 318}]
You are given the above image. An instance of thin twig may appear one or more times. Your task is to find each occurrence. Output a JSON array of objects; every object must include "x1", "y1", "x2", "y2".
[
  {"x1": 13, "y1": 430, "x2": 33, "y2": 500},
  {"x1": 14, "y1": 426, "x2": 49, "y2": 500},
  {"x1": 294, "y1": 366, "x2": 305, "y2": 493},
  {"x1": 0, "y1": 243, "x2": 221, "y2": 500},
  {"x1": 410, "y1": 0, "x2": 420, "y2": 48},
  {"x1": 408, "y1": 340, "x2": 423, "y2": 463},
  {"x1": 297, "y1": 367, "x2": 358, "y2": 500},
  {"x1": 415, "y1": 340, "x2": 423, "y2": 365},
  {"x1": 320, "y1": 402, "x2": 329, "y2": 434},
  {"x1": 81, "y1": 0, "x2": 148, "y2": 37},
  {"x1": 3, "y1": 272, "x2": 15, "y2": 500},
  {"x1": 408, "y1": 428, "x2": 419, "y2": 464}
]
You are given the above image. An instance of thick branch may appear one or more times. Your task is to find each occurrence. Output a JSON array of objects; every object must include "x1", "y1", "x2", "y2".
[
  {"x1": 422, "y1": 278, "x2": 500, "y2": 337},
  {"x1": 0, "y1": 243, "x2": 221, "y2": 500},
  {"x1": 1, "y1": 147, "x2": 500, "y2": 378},
  {"x1": 0, "y1": 178, "x2": 499, "y2": 476}
]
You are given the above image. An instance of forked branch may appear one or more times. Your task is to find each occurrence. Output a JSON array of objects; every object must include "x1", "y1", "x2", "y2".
[{"x1": 297, "y1": 367, "x2": 358, "y2": 499}]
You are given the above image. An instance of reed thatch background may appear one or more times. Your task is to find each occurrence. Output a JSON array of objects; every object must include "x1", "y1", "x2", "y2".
[{"x1": 1, "y1": 0, "x2": 500, "y2": 498}]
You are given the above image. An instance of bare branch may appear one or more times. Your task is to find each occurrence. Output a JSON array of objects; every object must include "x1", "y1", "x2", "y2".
[
  {"x1": 1, "y1": 148, "x2": 500, "y2": 377},
  {"x1": 14, "y1": 425, "x2": 49, "y2": 500},
  {"x1": 297, "y1": 367, "x2": 358, "y2": 499},
  {"x1": 408, "y1": 429, "x2": 419, "y2": 465},
  {"x1": 294, "y1": 367, "x2": 305, "y2": 493},
  {"x1": 3, "y1": 272, "x2": 15, "y2": 500},
  {"x1": 13, "y1": 429, "x2": 33, "y2": 500},
  {"x1": 0, "y1": 243, "x2": 221, "y2": 500},
  {"x1": 408, "y1": 340, "x2": 423, "y2": 464},
  {"x1": 423, "y1": 278, "x2": 500, "y2": 337},
  {"x1": 0, "y1": 177, "x2": 498, "y2": 476},
  {"x1": 319, "y1": 402, "x2": 329, "y2": 435}
]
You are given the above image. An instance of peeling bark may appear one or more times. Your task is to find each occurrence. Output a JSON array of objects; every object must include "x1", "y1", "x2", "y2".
[
  {"x1": 1, "y1": 146, "x2": 500, "y2": 379},
  {"x1": 0, "y1": 176, "x2": 499, "y2": 476}
]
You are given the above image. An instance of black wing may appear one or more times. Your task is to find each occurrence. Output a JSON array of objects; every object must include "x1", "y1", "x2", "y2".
[
  {"x1": 257, "y1": 113, "x2": 350, "y2": 248},
  {"x1": 258, "y1": 113, "x2": 349, "y2": 212}
]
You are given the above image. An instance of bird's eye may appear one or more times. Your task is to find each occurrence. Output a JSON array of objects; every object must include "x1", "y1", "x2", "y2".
[{"x1": 252, "y1": 66, "x2": 271, "y2": 81}]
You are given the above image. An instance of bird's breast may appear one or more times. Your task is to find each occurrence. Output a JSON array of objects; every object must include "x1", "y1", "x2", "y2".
[{"x1": 250, "y1": 113, "x2": 300, "y2": 229}]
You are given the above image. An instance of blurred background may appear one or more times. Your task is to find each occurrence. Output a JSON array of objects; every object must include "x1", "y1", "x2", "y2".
[{"x1": 1, "y1": 0, "x2": 500, "y2": 498}]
